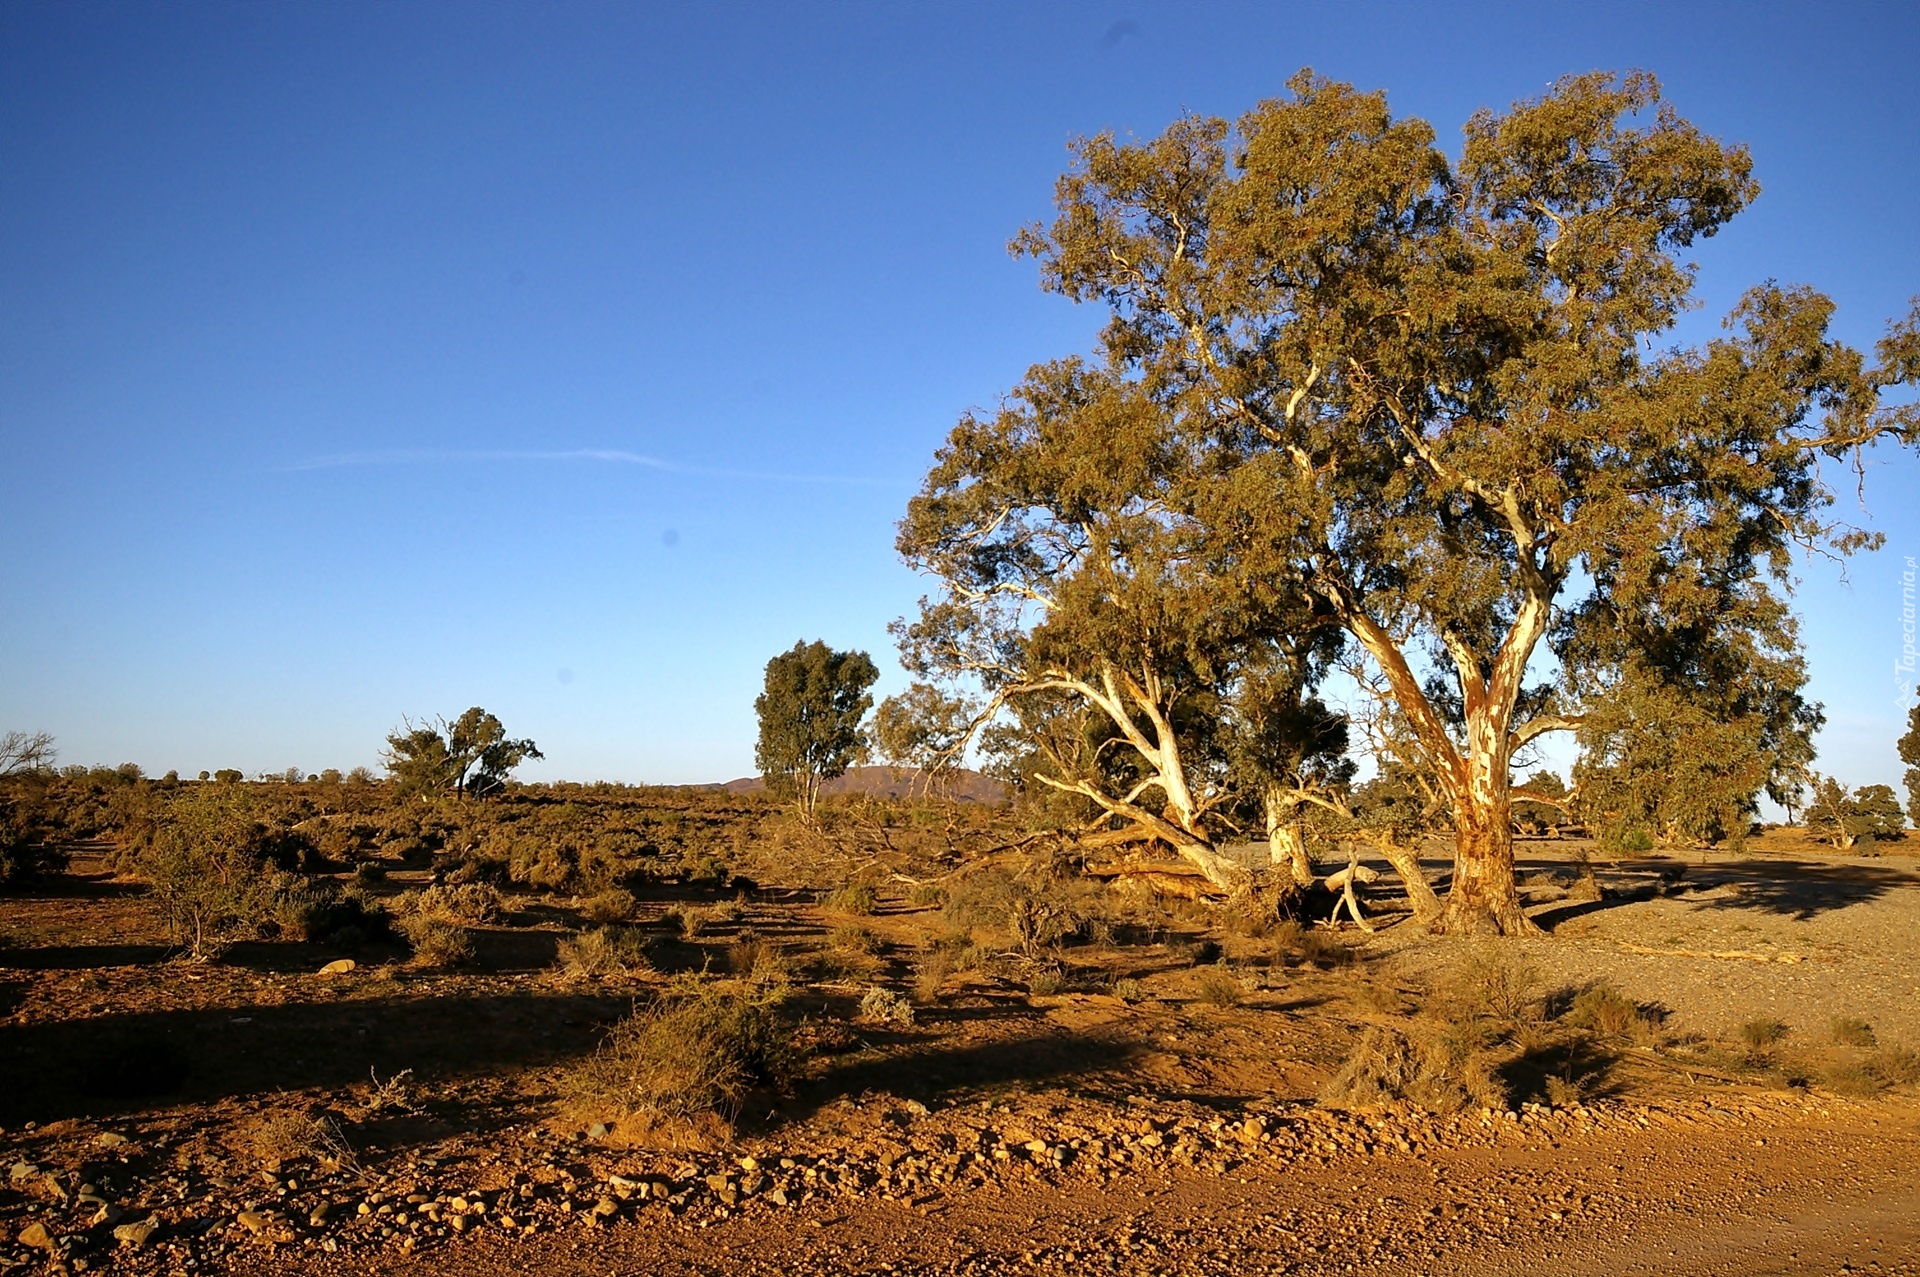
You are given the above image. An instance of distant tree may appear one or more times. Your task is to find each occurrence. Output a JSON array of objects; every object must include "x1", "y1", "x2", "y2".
[
  {"x1": 318, "y1": 768, "x2": 344, "y2": 786},
  {"x1": 346, "y1": 765, "x2": 377, "y2": 786},
  {"x1": 198, "y1": 771, "x2": 211, "y2": 782},
  {"x1": 213, "y1": 768, "x2": 244, "y2": 785},
  {"x1": 1901, "y1": 692, "x2": 1920, "y2": 826},
  {"x1": 383, "y1": 707, "x2": 542, "y2": 800},
  {"x1": 0, "y1": 731, "x2": 55, "y2": 776},
  {"x1": 1849, "y1": 784, "x2": 1905, "y2": 843},
  {"x1": 1805, "y1": 775, "x2": 1905, "y2": 849},
  {"x1": 0, "y1": 732, "x2": 62, "y2": 885},
  {"x1": 870, "y1": 682, "x2": 973, "y2": 792},
  {"x1": 754, "y1": 641, "x2": 879, "y2": 821},
  {"x1": 1510, "y1": 771, "x2": 1570, "y2": 835}
]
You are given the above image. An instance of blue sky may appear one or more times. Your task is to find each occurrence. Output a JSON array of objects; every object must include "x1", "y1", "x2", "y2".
[{"x1": 2, "y1": 1, "x2": 1916, "y2": 789}]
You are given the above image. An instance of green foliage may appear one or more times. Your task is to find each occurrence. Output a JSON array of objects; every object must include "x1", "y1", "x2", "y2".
[
  {"x1": 141, "y1": 790, "x2": 279, "y2": 960},
  {"x1": 870, "y1": 682, "x2": 974, "y2": 783},
  {"x1": 941, "y1": 68, "x2": 1920, "y2": 933},
  {"x1": 1806, "y1": 774, "x2": 1907, "y2": 849},
  {"x1": 753, "y1": 641, "x2": 878, "y2": 820},
  {"x1": 383, "y1": 707, "x2": 542, "y2": 800}
]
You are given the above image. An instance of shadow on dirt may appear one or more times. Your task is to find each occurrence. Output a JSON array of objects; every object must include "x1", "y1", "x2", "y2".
[
  {"x1": 789, "y1": 1030, "x2": 1143, "y2": 1118},
  {"x1": 1527, "y1": 854, "x2": 1915, "y2": 929},
  {"x1": 0, "y1": 990, "x2": 630, "y2": 1127}
]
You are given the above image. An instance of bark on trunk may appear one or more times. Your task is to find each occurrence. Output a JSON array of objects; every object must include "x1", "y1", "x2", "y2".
[
  {"x1": 1371, "y1": 837, "x2": 1443, "y2": 927},
  {"x1": 1266, "y1": 820, "x2": 1316, "y2": 889},
  {"x1": 1441, "y1": 805, "x2": 1537, "y2": 935}
]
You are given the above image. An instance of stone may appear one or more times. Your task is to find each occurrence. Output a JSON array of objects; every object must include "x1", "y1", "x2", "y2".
[
  {"x1": 9, "y1": 1162, "x2": 38, "y2": 1183},
  {"x1": 88, "y1": 1203, "x2": 123, "y2": 1228},
  {"x1": 318, "y1": 959, "x2": 356, "y2": 975},
  {"x1": 93, "y1": 1133, "x2": 129, "y2": 1148},
  {"x1": 236, "y1": 1211, "x2": 269, "y2": 1236},
  {"x1": 18, "y1": 1222, "x2": 54, "y2": 1250},
  {"x1": 592, "y1": 1197, "x2": 618, "y2": 1219},
  {"x1": 113, "y1": 1219, "x2": 159, "y2": 1249},
  {"x1": 308, "y1": 1203, "x2": 332, "y2": 1227},
  {"x1": 587, "y1": 1122, "x2": 611, "y2": 1139}
]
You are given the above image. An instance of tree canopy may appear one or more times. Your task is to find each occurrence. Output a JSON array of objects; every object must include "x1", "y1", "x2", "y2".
[
  {"x1": 383, "y1": 707, "x2": 542, "y2": 800},
  {"x1": 753, "y1": 640, "x2": 879, "y2": 820},
  {"x1": 903, "y1": 68, "x2": 1920, "y2": 933}
]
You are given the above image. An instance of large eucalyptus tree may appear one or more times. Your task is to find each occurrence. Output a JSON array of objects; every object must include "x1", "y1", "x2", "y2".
[{"x1": 967, "y1": 69, "x2": 1917, "y2": 934}]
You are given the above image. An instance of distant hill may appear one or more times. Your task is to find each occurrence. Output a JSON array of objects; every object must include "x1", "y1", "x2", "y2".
[{"x1": 718, "y1": 765, "x2": 1007, "y2": 804}]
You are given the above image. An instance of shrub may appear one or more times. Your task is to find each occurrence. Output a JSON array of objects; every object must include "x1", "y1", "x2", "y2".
[
  {"x1": 351, "y1": 860, "x2": 388, "y2": 886},
  {"x1": 565, "y1": 978, "x2": 795, "y2": 1120},
  {"x1": 1738, "y1": 1018, "x2": 1790, "y2": 1050},
  {"x1": 913, "y1": 948, "x2": 956, "y2": 1002},
  {"x1": 399, "y1": 916, "x2": 473, "y2": 968},
  {"x1": 1273, "y1": 920, "x2": 1350, "y2": 969},
  {"x1": 858, "y1": 985, "x2": 916, "y2": 1026},
  {"x1": 726, "y1": 934, "x2": 790, "y2": 984},
  {"x1": 1027, "y1": 967, "x2": 1064, "y2": 997},
  {"x1": 1829, "y1": 1016, "x2": 1877, "y2": 1048},
  {"x1": 907, "y1": 881, "x2": 947, "y2": 908},
  {"x1": 582, "y1": 888, "x2": 639, "y2": 924},
  {"x1": 829, "y1": 923, "x2": 881, "y2": 954},
  {"x1": 1869, "y1": 1047, "x2": 1920, "y2": 1088},
  {"x1": 272, "y1": 880, "x2": 391, "y2": 946},
  {"x1": 555, "y1": 925, "x2": 652, "y2": 979},
  {"x1": 398, "y1": 882, "x2": 504, "y2": 925},
  {"x1": 246, "y1": 1109, "x2": 349, "y2": 1169},
  {"x1": 1566, "y1": 982, "x2": 1659, "y2": 1043},
  {"x1": 1319, "y1": 1025, "x2": 1509, "y2": 1113},
  {"x1": 826, "y1": 881, "x2": 879, "y2": 916},
  {"x1": 1111, "y1": 976, "x2": 1145, "y2": 1003},
  {"x1": 142, "y1": 798, "x2": 278, "y2": 960},
  {"x1": 1193, "y1": 963, "x2": 1245, "y2": 1008}
]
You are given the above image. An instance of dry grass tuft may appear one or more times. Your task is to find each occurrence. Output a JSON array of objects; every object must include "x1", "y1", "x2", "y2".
[
  {"x1": 555, "y1": 925, "x2": 652, "y2": 979},
  {"x1": 246, "y1": 1109, "x2": 351, "y2": 1169},
  {"x1": 1193, "y1": 963, "x2": 1246, "y2": 1008},
  {"x1": 398, "y1": 915, "x2": 473, "y2": 968},
  {"x1": 565, "y1": 978, "x2": 795, "y2": 1122}
]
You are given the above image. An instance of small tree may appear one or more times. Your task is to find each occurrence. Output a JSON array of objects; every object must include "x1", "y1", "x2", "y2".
[
  {"x1": 1805, "y1": 775, "x2": 1904, "y2": 849},
  {"x1": 384, "y1": 707, "x2": 542, "y2": 800},
  {"x1": 753, "y1": 641, "x2": 879, "y2": 820},
  {"x1": 142, "y1": 790, "x2": 277, "y2": 960}
]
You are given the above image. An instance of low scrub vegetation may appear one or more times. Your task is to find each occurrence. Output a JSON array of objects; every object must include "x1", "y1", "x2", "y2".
[{"x1": 565, "y1": 978, "x2": 796, "y2": 1123}]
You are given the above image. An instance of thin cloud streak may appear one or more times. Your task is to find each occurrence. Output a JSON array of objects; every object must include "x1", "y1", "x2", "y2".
[{"x1": 281, "y1": 447, "x2": 908, "y2": 487}]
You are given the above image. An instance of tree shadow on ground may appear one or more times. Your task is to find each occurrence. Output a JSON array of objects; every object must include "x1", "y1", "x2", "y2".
[
  {"x1": 784, "y1": 1030, "x2": 1144, "y2": 1120},
  {"x1": 1528, "y1": 855, "x2": 1915, "y2": 929},
  {"x1": 1680, "y1": 858, "x2": 1915, "y2": 922},
  {"x1": 0, "y1": 989, "x2": 630, "y2": 1127}
]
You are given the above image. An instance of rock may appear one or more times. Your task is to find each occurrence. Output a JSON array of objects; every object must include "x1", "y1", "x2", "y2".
[
  {"x1": 88, "y1": 1203, "x2": 122, "y2": 1228},
  {"x1": 18, "y1": 1222, "x2": 54, "y2": 1250},
  {"x1": 112, "y1": 1219, "x2": 159, "y2": 1249},
  {"x1": 592, "y1": 1197, "x2": 618, "y2": 1219},
  {"x1": 309, "y1": 1203, "x2": 332, "y2": 1228},
  {"x1": 93, "y1": 1133, "x2": 129, "y2": 1149},
  {"x1": 450, "y1": 1215, "x2": 469, "y2": 1233},
  {"x1": 587, "y1": 1122, "x2": 610, "y2": 1139},
  {"x1": 236, "y1": 1211, "x2": 269, "y2": 1236},
  {"x1": 9, "y1": 1162, "x2": 39, "y2": 1182},
  {"x1": 318, "y1": 959, "x2": 356, "y2": 975}
]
